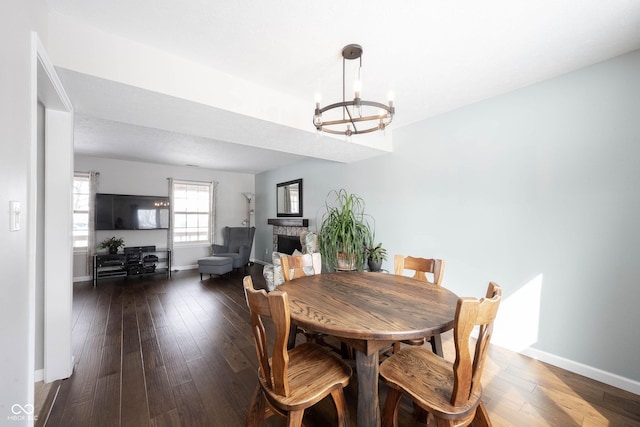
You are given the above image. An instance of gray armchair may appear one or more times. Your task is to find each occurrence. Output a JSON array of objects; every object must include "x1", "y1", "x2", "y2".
[{"x1": 212, "y1": 226, "x2": 256, "y2": 269}]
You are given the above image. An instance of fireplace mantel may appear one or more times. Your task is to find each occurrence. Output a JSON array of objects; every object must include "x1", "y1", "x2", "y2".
[{"x1": 268, "y1": 218, "x2": 309, "y2": 227}]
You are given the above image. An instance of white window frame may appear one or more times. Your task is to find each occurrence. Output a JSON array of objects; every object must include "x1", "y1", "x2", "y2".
[
  {"x1": 172, "y1": 180, "x2": 212, "y2": 245},
  {"x1": 72, "y1": 172, "x2": 90, "y2": 251}
]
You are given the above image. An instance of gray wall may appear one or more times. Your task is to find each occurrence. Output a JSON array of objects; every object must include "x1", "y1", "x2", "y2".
[{"x1": 256, "y1": 49, "x2": 640, "y2": 386}]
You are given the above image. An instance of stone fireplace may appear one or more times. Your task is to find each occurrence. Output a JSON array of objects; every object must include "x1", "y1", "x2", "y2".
[
  {"x1": 268, "y1": 218, "x2": 309, "y2": 253},
  {"x1": 277, "y1": 235, "x2": 302, "y2": 254}
]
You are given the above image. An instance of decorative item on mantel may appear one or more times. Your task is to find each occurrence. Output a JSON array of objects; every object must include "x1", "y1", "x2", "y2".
[
  {"x1": 313, "y1": 44, "x2": 395, "y2": 141},
  {"x1": 98, "y1": 236, "x2": 125, "y2": 254}
]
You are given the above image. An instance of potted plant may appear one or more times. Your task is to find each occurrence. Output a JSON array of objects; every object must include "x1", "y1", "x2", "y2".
[
  {"x1": 365, "y1": 242, "x2": 387, "y2": 272},
  {"x1": 98, "y1": 236, "x2": 125, "y2": 254},
  {"x1": 319, "y1": 189, "x2": 373, "y2": 272}
]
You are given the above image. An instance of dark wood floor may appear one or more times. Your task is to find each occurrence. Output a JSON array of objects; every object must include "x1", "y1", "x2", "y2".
[{"x1": 43, "y1": 265, "x2": 640, "y2": 426}]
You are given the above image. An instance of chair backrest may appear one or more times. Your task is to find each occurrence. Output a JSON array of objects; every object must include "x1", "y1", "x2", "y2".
[
  {"x1": 394, "y1": 254, "x2": 445, "y2": 285},
  {"x1": 243, "y1": 276, "x2": 291, "y2": 397},
  {"x1": 224, "y1": 226, "x2": 256, "y2": 252},
  {"x1": 280, "y1": 253, "x2": 322, "y2": 282},
  {"x1": 450, "y1": 282, "x2": 502, "y2": 407}
]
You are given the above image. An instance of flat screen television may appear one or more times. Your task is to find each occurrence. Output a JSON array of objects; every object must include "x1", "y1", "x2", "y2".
[{"x1": 95, "y1": 193, "x2": 170, "y2": 230}]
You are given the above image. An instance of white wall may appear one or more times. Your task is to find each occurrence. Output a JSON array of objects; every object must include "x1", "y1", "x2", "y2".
[
  {"x1": 256, "y1": 50, "x2": 640, "y2": 392},
  {"x1": 47, "y1": 12, "x2": 310, "y2": 137},
  {"x1": 0, "y1": 0, "x2": 48, "y2": 423},
  {"x1": 74, "y1": 155, "x2": 255, "y2": 275}
]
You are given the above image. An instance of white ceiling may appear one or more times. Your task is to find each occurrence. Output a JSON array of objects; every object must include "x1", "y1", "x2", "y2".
[{"x1": 47, "y1": 0, "x2": 640, "y2": 173}]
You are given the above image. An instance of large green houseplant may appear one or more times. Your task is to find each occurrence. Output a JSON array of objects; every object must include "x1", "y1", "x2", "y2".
[{"x1": 319, "y1": 189, "x2": 373, "y2": 272}]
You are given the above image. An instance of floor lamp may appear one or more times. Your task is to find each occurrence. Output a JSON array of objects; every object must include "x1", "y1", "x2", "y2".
[{"x1": 241, "y1": 192, "x2": 254, "y2": 227}]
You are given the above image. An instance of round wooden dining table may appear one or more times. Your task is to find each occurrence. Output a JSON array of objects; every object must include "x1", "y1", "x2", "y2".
[{"x1": 278, "y1": 271, "x2": 459, "y2": 427}]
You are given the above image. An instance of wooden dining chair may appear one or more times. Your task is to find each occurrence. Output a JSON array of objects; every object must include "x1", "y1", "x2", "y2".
[
  {"x1": 243, "y1": 276, "x2": 352, "y2": 427},
  {"x1": 280, "y1": 254, "x2": 328, "y2": 348},
  {"x1": 280, "y1": 253, "x2": 320, "y2": 281},
  {"x1": 379, "y1": 282, "x2": 502, "y2": 427},
  {"x1": 393, "y1": 254, "x2": 446, "y2": 353},
  {"x1": 394, "y1": 254, "x2": 445, "y2": 285}
]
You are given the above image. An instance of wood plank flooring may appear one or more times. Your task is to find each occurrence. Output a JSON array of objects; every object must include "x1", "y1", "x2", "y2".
[{"x1": 44, "y1": 265, "x2": 640, "y2": 426}]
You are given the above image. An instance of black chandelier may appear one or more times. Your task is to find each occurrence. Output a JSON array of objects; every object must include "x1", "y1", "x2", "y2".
[{"x1": 313, "y1": 44, "x2": 395, "y2": 138}]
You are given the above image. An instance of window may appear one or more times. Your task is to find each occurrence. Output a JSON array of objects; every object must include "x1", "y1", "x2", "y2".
[
  {"x1": 73, "y1": 173, "x2": 90, "y2": 249},
  {"x1": 173, "y1": 180, "x2": 212, "y2": 244}
]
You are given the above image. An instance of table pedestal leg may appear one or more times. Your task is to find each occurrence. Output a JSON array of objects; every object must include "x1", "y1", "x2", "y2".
[
  {"x1": 356, "y1": 349, "x2": 381, "y2": 427},
  {"x1": 431, "y1": 333, "x2": 444, "y2": 357}
]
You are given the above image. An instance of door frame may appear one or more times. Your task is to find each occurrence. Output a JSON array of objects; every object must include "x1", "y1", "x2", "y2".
[{"x1": 30, "y1": 32, "x2": 74, "y2": 383}]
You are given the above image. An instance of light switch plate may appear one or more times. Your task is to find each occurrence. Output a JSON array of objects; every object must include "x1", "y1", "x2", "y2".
[{"x1": 10, "y1": 201, "x2": 20, "y2": 231}]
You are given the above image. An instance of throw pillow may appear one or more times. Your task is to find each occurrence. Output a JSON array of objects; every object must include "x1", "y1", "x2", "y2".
[
  {"x1": 270, "y1": 252, "x2": 286, "y2": 288},
  {"x1": 263, "y1": 264, "x2": 275, "y2": 291},
  {"x1": 301, "y1": 231, "x2": 319, "y2": 254}
]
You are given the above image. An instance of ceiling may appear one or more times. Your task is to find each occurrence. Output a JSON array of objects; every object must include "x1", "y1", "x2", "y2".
[{"x1": 47, "y1": 0, "x2": 640, "y2": 174}]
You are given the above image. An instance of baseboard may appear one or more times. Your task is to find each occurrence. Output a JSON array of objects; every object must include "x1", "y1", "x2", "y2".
[
  {"x1": 520, "y1": 346, "x2": 640, "y2": 395},
  {"x1": 73, "y1": 275, "x2": 91, "y2": 283},
  {"x1": 172, "y1": 264, "x2": 198, "y2": 271},
  {"x1": 34, "y1": 368, "x2": 44, "y2": 382}
]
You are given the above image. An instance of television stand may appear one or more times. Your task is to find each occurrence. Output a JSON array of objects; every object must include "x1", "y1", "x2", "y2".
[{"x1": 93, "y1": 247, "x2": 171, "y2": 287}]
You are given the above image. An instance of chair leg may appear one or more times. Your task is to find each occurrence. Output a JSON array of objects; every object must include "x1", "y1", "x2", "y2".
[
  {"x1": 469, "y1": 401, "x2": 491, "y2": 427},
  {"x1": 330, "y1": 388, "x2": 351, "y2": 427},
  {"x1": 286, "y1": 409, "x2": 305, "y2": 427},
  {"x1": 244, "y1": 385, "x2": 266, "y2": 427},
  {"x1": 200, "y1": 272, "x2": 203, "y2": 280},
  {"x1": 381, "y1": 387, "x2": 403, "y2": 427}
]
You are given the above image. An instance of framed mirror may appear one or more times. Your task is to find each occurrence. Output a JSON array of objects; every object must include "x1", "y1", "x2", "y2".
[{"x1": 277, "y1": 178, "x2": 303, "y2": 217}]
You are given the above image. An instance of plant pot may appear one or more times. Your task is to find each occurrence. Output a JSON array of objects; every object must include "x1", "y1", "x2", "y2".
[
  {"x1": 368, "y1": 258, "x2": 382, "y2": 272},
  {"x1": 337, "y1": 252, "x2": 357, "y2": 271},
  {"x1": 109, "y1": 246, "x2": 118, "y2": 254}
]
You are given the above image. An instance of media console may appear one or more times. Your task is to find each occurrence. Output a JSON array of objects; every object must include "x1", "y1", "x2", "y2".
[{"x1": 93, "y1": 246, "x2": 171, "y2": 287}]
